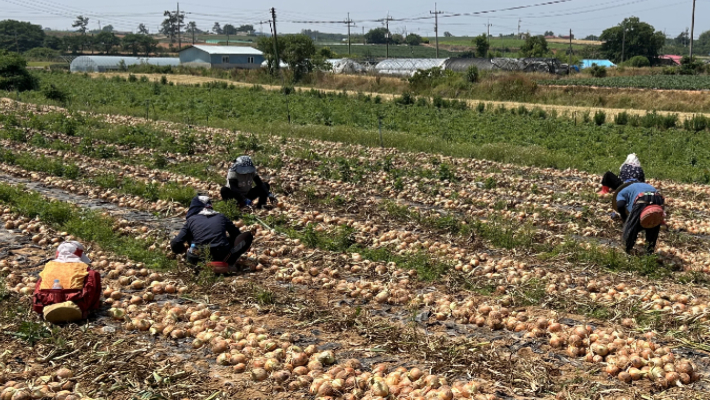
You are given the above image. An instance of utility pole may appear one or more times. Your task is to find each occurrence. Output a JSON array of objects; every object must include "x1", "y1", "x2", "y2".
[
  {"x1": 430, "y1": 3, "x2": 443, "y2": 58},
  {"x1": 567, "y1": 29, "x2": 572, "y2": 75},
  {"x1": 13, "y1": 30, "x2": 19, "y2": 52},
  {"x1": 271, "y1": 7, "x2": 280, "y2": 71},
  {"x1": 384, "y1": 13, "x2": 393, "y2": 58},
  {"x1": 177, "y1": 2, "x2": 181, "y2": 50},
  {"x1": 621, "y1": 21, "x2": 626, "y2": 63},
  {"x1": 362, "y1": 27, "x2": 365, "y2": 44},
  {"x1": 346, "y1": 13, "x2": 355, "y2": 55},
  {"x1": 690, "y1": 0, "x2": 696, "y2": 58},
  {"x1": 485, "y1": 20, "x2": 492, "y2": 45},
  {"x1": 517, "y1": 19, "x2": 521, "y2": 39}
]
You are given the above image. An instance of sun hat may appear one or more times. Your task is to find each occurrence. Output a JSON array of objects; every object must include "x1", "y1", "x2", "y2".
[
  {"x1": 55, "y1": 241, "x2": 91, "y2": 264},
  {"x1": 43, "y1": 301, "x2": 83, "y2": 324},
  {"x1": 230, "y1": 156, "x2": 257, "y2": 174},
  {"x1": 640, "y1": 205, "x2": 664, "y2": 229}
]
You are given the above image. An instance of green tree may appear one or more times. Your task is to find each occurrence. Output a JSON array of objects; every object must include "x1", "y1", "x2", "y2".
[
  {"x1": 0, "y1": 50, "x2": 38, "y2": 91},
  {"x1": 519, "y1": 35, "x2": 550, "y2": 57},
  {"x1": 696, "y1": 30, "x2": 710, "y2": 56},
  {"x1": 95, "y1": 31, "x2": 120, "y2": 54},
  {"x1": 23, "y1": 47, "x2": 59, "y2": 60},
  {"x1": 72, "y1": 15, "x2": 89, "y2": 34},
  {"x1": 258, "y1": 34, "x2": 316, "y2": 81},
  {"x1": 405, "y1": 34, "x2": 423, "y2": 46},
  {"x1": 365, "y1": 28, "x2": 389, "y2": 44},
  {"x1": 223, "y1": 24, "x2": 237, "y2": 35},
  {"x1": 121, "y1": 34, "x2": 142, "y2": 55},
  {"x1": 599, "y1": 17, "x2": 665, "y2": 64},
  {"x1": 137, "y1": 23, "x2": 149, "y2": 35},
  {"x1": 139, "y1": 35, "x2": 158, "y2": 56},
  {"x1": 161, "y1": 10, "x2": 184, "y2": 44},
  {"x1": 186, "y1": 21, "x2": 198, "y2": 44},
  {"x1": 72, "y1": 15, "x2": 89, "y2": 52},
  {"x1": 0, "y1": 20, "x2": 46, "y2": 53},
  {"x1": 473, "y1": 34, "x2": 489, "y2": 57},
  {"x1": 43, "y1": 35, "x2": 63, "y2": 50},
  {"x1": 101, "y1": 24, "x2": 114, "y2": 33},
  {"x1": 237, "y1": 25, "x2": 254, "y2": 33},
  {"x1": 212, "y1": 22, "x2": 222, "y2": 35}
]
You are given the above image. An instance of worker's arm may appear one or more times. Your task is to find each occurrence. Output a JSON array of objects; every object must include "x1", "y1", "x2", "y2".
[
  {"x1": 224, "y1": 216, "x2": 241, "y2": 247},
  {"x1": 616, "y1": 199, "x2": 629, "y2": 221},
  {"x1": 254, "y1": 175, "x2": 270, "y2": 194},
  {"x1": 170, "y1": 223, "x2": 193, "y2": 254}
]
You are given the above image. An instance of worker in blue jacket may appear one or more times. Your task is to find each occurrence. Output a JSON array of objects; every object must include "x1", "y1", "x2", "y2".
[
  {"x1": 170, "y1": 195, "x2": 253, "y2": 270},
  {"x1": 616, "y1": 182, "x2": 665, "y2": 254}
]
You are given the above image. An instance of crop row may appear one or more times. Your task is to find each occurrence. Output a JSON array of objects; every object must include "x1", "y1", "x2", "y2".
[
  {"x1": 3, "y1": 143, "x2": 710, "y2": 348},
  {"x1": 1, "y1": 182, "x2": 707, "y2": 398},
  {"x1": 10, "y1": 72, "x2": 710, "y2": 184},
  {"x1": 541, "y1": 75, "x2": 710, "y2": 91}
]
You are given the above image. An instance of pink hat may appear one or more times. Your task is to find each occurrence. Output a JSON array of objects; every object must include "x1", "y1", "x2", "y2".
[{"x1": 55, "y1": 241, "x2": 92, "y2": 264}]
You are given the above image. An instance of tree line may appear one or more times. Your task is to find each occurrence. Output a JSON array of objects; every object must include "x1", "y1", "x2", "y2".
[{"x1": 0, "y1": 19, "x2": 160, "y2": 57}]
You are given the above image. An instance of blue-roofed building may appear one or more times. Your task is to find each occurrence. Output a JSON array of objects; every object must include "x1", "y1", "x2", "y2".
[
  {"x1": 581, "y1": 59, "x2": 616, "y2": 69},
  {"x1": 179, "y1": 45, "x2": 264, "y2": 69}
]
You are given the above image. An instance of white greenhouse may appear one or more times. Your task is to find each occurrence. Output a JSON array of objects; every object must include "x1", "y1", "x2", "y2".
[
  {"x1": 70, "y1": 56, "x2": 180, "y2": 73},
  {"x1": 374, "y1": 58, "x2": 448, "y2": 77}
]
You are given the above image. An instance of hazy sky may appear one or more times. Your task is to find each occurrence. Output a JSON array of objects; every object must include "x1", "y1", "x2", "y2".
[{"x1": 2, "y1": 0, "x2": 708, "y2": 39}]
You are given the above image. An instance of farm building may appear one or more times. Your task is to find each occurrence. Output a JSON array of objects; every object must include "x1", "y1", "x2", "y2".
[
  {"x1": 179, "y1": 45, "x2": 264, "y2": 69},
  {"x1": 659, "y1": 55, "x2": 682, "y2": 66},
  {"x1": 581, "y1": 59, "x2": 615, "y2": 69},
  {"x1": 70, "y1": 56, "x2": 179, "y2": 73}
]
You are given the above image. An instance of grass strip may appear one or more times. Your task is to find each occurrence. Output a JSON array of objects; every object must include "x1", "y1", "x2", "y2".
[{"x1": 0, "y1": 182, "x2": 176, "y2": 270}]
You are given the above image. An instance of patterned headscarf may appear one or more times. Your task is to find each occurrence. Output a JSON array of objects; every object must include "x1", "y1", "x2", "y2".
[{"x1": 622, "y1": 153, "x2": 641, "y2": 168}]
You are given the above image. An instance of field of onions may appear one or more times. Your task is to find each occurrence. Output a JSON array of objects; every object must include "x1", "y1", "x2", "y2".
[{"x1": 1, "y1": 99, "x2": 710, "y2": 399}]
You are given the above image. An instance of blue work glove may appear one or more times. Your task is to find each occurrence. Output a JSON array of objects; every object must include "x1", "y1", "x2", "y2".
[
  {"x1": 610, "y1": 212, "x2": 619, "y2": 220},
  {"x1": 244, "y1": 199, "x2": 253, "y2": 207}
]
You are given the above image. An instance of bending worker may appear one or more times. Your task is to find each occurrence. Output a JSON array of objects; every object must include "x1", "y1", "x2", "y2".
[
  {"x1": 32, "y1": 241, "x2": 102, "y2": 324},
  {"x1": 599, "y1": 153, "x2": 645, "y2": 194},
  {"x1": 220, "y1": 155, "x2": 277, "y2": 209},
  {"x1": 616, "y1": 181, "x2": 665, "y2": 254},
  {"x1": 171, "y1": 195, "x2": 253, "y2": 272}
]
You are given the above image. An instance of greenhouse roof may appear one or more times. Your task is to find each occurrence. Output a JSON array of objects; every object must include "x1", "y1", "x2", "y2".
[
  {"x1": 70, "y1": 56, "x2": 180, "y2": 72},
  {"x1": 181, "y1": 45, "x2": 263, "y2": 55}
]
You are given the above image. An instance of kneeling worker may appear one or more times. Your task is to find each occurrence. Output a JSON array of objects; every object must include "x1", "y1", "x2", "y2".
[
  {"x1": 616, "y1": 182, "x2": 665, "y2": 254},
  {"x1": 32, "y1": 241, "x2": 102, "y2": 324},
  {"x1": 220, "y1": 155, "x2": 277, "y2": 209},
  {"x1": 171, "y1": 195, "x2": 253, "y2": 273}
]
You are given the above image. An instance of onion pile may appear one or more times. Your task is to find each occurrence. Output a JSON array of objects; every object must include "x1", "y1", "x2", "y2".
[{"x1": 0, "y1": 367, "x2": 82, "y2": 400}]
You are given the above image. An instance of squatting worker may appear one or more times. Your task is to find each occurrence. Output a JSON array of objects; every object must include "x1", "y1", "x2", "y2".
[
  {"x1": 170, "y1": 195, "x2": 253, "y2": 273},
  {"x1": 220, "y1": 155, "x2": 277, "y2": 209},
  {"x1": 616, "y1": 182, "x2": 665, "y2": 254},
  {"x1": 32, "y1": 241, "x2": 102, "y2": 324},
  {"x1": 599, "y1": 153, "x2": 646, "y2": 194}
]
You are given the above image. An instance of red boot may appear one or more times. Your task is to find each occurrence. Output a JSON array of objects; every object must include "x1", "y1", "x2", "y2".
[{"x1": 597, "y1": 186, "x2": 610, "y2": 195}]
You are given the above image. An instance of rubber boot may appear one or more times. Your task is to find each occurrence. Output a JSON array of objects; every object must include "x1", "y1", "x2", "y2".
[{"x1": 597, "y1": 185, "x2": 610, "y2": 195}]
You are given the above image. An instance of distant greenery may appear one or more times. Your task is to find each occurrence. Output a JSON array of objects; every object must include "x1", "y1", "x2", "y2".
[
  {"x1": 13, "y1": 71, "x2": 710, "y2": 184},
  {"x1": 540, "y1": 75, "x2": 710, "y2": 90},
  {"x1": 0, "y1": 50, "x2": 38, "y2": 91}
]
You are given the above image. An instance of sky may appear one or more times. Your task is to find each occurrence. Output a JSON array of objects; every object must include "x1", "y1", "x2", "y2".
[{"x1": 1, "y1": 0, "x2": 708, "y2": 39}]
